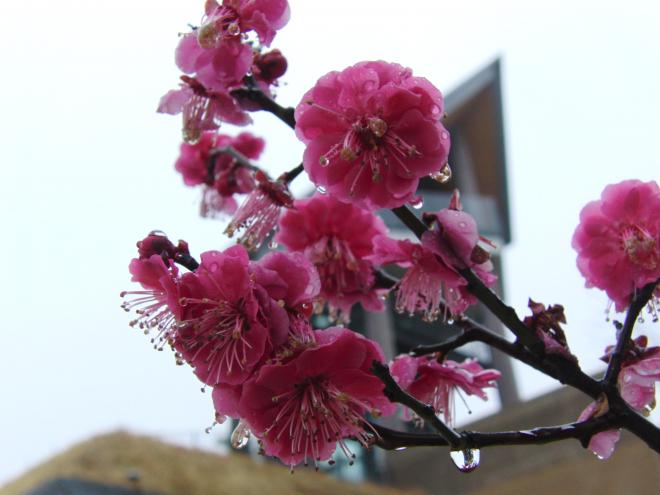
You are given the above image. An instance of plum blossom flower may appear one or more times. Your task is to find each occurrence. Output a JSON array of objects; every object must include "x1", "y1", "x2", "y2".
[
  {"x1": 601, "y1": 336, "x2": 660, "y2": 413},
  {"x1": 276, "y1": 194, "x2": 387, "y2": 322},
  {"x1": 295, "y1": 61, "x2": 450, "y2": 210},
  {"x1": 390, "y1": 354, "x2": 501, "y2": 425},
  {"x1": 254, "y1": 251, "x2": 321, "y2": 346},
  {"x1": 577, "y1": 399, "x2": 620, "y2": 460},
  {"x1": 158, "y1": 77, "x2": 251, "y2": 143},
  {"x1": 176, "y1": 32, "x2": 253, "y2": 91},
  {"x1": 371, "y1": 190, "x2": 496, "y2": 316},
  {"x1": 121, "y1": 254, "x2": 182, "y2": 349},
  {"x1": 369, "y1": 235, "x2": 471, "y2": 321},
  {"x1": 173, "y1": 245, "x2": 289, "y2": 386},
  {"x1": 572, "y1": 180, "x2": 660, "y2": 312},
  {"x1": 225, "y1": 171, "x2": 294, "y2": 251},
  {"x1": 236, "y1": 327, "x2": 395, "y2": 467},
  {"x1": 174, "y1": 131, "x2": 264, "y2": 217},
  {"x1": 198, "y1": 0, "x2": 290, "y2": 49}
]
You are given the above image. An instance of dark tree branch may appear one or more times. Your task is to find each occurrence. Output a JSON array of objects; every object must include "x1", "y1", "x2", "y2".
[
  {"x1": 391, "y1": 205, "x2": 541, "y2": 351},
  {"x1": 173, "y1": 252, "x2": 199, "y2": 271},
  {"x1": 230, "y1": 86, "x2": 296, "y2": 129},
  {"x1": 207, "y1": 146, "x2": 261, "y2": 184},
  {"x1": 371, "y1": 414, "x2": 622, "y2": 451},
  {"x1": 281, "y1": 163, "x2": 304, "y2": 183},
  {"x1": 603, "y1": 280, "x2": 658, "y2": 385},
  {"x1": 371, "y1": 361, "x2": 463, "y2": 448}
]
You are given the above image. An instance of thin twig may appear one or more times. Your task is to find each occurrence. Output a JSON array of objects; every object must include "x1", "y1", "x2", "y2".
[
  {"x1": 603, "y1": 279, "x2": 658, "y2": 385},
  {"x1": 207, "y1": 146, "x2": 262, "y2": 184},
  {"x1": 281, "y1": 163, "x2": 304, "y2": 183},
  {"x1": 390, "y1": 205, "x2": 542, "y2": 351},
  {"x1": 230, "y1": 86, "x2": 296, "y2": 129},
  {"x1": 371, "y1": 361, "x2": 464, "y2": 448},
  {"x1": 371, "y1": 413, "x2": 621, "y2": 451}
]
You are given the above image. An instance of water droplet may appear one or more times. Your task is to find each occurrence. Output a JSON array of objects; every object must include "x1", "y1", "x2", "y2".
[
  {"x1": 215, "y1": 413, "x2": 227, "y2": 424},
  {"x1": 450, "y1": 448, "x2": 480, "y2": 473},
  {"x1": 394, "y1": 446, "x2": 408, "y2": 451},
  {"x1": 316, "y1": 185, "x2": 327, "y2": 194},
  {"x1": 441, "y1": 131, "x2": 449, "y2": 140},
  {"x1": 319, "y1": 155, "x2": 330, "y2": 167},
  {"x1": 231, "y1": 420, "x2": 251, "y2": 449},
  {"x1": 410, "y1": 197, "x2": 424, "y2": 210},
  {"x1": 430, "y1": 163, "x2": 452, "y2": 184},
  {"x1": 268, "y1": 239, "x2": 278, "y2": 249}
]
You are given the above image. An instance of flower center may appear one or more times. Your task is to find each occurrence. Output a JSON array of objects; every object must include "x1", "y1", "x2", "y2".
[
  {"x1": 621, "y1": 225, "x2": 659, "y2": 270},
  {"x1": 197, "y1": 6, "x2": 241, "y2": 48},
  {"x1": 178, "y1": 297, "x2": 253, "y2": 382},
  {"x1": 266, "y1": 378, "x2": 374, "y2": 467},
  {"x1": 316, "y1": 114, "x2": 421, "y2": 196}
]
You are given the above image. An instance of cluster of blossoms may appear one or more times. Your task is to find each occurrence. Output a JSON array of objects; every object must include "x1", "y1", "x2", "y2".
[
  {"x1": 122, "y1": 223, "x2": 500, "y2": 466},
  {"x1": 175, "y1": 131, "x2": 265, "y2": 217},
  {"x1": 136, "y1": 0, "x2": 660, "y2": 471},
  {"x1": 158, "y1": 0, "x2": 290, "y2": 142}
]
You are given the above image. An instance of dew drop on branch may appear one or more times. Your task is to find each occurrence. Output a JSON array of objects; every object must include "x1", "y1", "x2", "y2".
[{"x1": 449, "y1": 448, "x2": 480, "y2": 473}]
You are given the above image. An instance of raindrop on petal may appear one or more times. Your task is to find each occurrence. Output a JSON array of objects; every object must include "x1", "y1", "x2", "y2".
[
  {"x1": 430, "y1": 163, "x2": 452, "y2": 184},
  {"x1": 316, "y1": 185, "x2": 327, "y2": 194},
  {"x1": 231, "y1": 420, "x2": 251, "y2": 449},
  {"x1": 450, "y1": 448, "x2": 480, "y2": 473}
]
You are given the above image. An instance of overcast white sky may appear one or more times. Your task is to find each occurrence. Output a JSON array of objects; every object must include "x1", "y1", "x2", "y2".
[{"x1": 1, "y1": 0, "x2": 659, "y2": 484}]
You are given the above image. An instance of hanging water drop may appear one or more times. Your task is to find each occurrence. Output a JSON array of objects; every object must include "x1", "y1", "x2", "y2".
[
  {"x1": 449, "y1": 448, "x2": 480, "y2": 473},
  {"x1": 231, "y1": 420, "x2": 251, "y2": 449},
  {"x1": 316, "y1": 185, "x2": 327, "y2": 194},
  {"x1": 430, "y1": 163, "x2": 452, "y2": 184},
  {"x1": 319, "y1": 155, "x2": 330, "y2": 167},
  {"x1": 410, "y1": 197, "x2": 424, "y2": 210}
]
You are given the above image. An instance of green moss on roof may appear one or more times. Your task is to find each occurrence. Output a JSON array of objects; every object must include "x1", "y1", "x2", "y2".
[{"x1": 0, "y1": 432, "x2": 424, "y2": 495}]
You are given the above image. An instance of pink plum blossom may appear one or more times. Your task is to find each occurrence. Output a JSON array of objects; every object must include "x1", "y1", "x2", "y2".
[
  {"x1": 199, "y1": 0, "x2": 290, "y2": 49},
  {"x1": 254, "y1": 251, "x2": 321, "y2": 345},
  {"x1": 236, "y1": 327, "x2": 395, "y2": 467},
  {"x1": 173, "y1": 245, "x2": 289, "y2": 386},
  {"x1": 276, "y1": 194, "x2": 387, "y2": 322},
  {"x1": 225, "y1": 171, "x2": 294, "y2": 251},
  {"x1": 407, "y1": 190, "x2": 498, "y2": 314},
  {"x1": 158, "y1": 77, "x2": 251, "y2": 143},
  {"x1": 390, "y1": 354, "x2": 501, "y2": 425},
  {"x1": 577, "y1": 400, "x2": 620, "y2": 460},
  {"x1": 295, "y1": 61, "x2": 450, "y2": 210},
  {"x1": 176, "y1": 32, "x2": 253, "y2": 91},
  {"x1": 572, "y1": 180, "x2": 660, "y2": 312},
  {"x1": 121, "y1": 254, "x2": 182, "y2": 349},
  {"x1": 174, "y1": 131, "x2": 263, "y2": 217},
  {"x1": 369, "y1": 235, "x2": 473, "y2": 320},
  {"x1": 601, "y1": 336, "x2": 660, "y2": 413}
]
